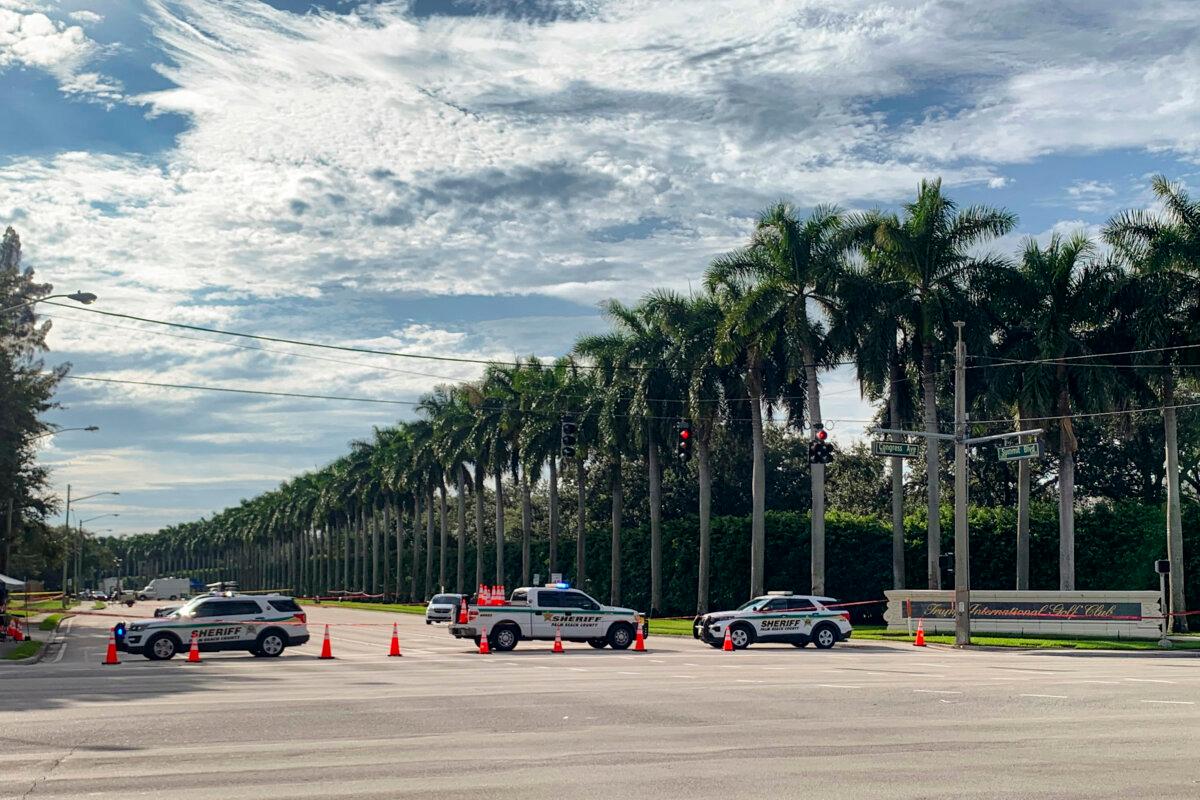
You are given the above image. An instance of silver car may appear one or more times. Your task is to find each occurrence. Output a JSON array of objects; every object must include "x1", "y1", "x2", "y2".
[{"x1": 425, "y1": 593, "x2": 462, "y2": 625}]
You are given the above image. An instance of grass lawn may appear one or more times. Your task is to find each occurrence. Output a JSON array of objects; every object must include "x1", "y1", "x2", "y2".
[
  {"x1": 852, "y1": 625, "x2": 1200, "y2": 651},
  {"x1": 9, "y1": 599, "x2": 67, "y2": 618},
  {"x1": 3, "y1": 640, "x2": 43, "y2": 660},
  {"x1": 300, "y1": 600, "x2": 428, "y2": 615},
  {"x1": 649, "y1": 618, "x2": 694, "y2": 636},
  {"x1": 39, "y1": 614, "x2": 66, "y2": 631},
  {"x1": 92, "y1": 601, "x2": 107, "y2": 610}
]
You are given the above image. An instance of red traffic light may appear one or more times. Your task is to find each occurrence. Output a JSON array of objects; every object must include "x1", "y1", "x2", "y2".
[
  {"x1": 679, "y1": 430, "x2": 690, "y2": 440},
  {"x1": 816, "y1": 429, "x2": 828, "y2": 440}
]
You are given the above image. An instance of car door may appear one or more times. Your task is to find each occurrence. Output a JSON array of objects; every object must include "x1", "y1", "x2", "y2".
[
  {"x1": 190, "y1": 599, "x2": 258, "y2": 648},
  {"x1": 752, "y1": 597, "x2": 794, "y2": 641},
  {"x1": 555, "y1": 591, "x2": 605, "y2": 640},
  {"x1": 533, "y1": 590, "x2": 569, "y2": 638}
]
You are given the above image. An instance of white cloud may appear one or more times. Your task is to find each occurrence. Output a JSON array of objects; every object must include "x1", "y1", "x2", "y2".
[
  {"x1": 68, "y1": 10, "x2": 103, "y2": 25},
  {"x1": 8, "y1": 0, "x2": 1198, "y2": 532}
]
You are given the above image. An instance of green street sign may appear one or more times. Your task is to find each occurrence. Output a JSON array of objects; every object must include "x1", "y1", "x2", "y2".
[
  {"x1": 997, "y1": 441, "x2": 1041, "y2": 461},
  {"x1": 871, "y1": 440, "x2": 922, "y2": 458}
]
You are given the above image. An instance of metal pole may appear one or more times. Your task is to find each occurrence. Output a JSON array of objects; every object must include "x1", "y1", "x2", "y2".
[
  {"x1": 60, "y1": 484, "x2": 71, "y2": 608},
  {"x1": 953, "y1": 322, "x2": 971, "y2": 647}
]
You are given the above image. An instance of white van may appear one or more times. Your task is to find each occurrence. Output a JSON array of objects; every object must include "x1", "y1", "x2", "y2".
[{"x1": 137, "y1": 577, "x2": 192, "y2": 601}]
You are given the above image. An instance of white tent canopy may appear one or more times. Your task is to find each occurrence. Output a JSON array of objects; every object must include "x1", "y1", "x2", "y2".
[{"x1": 0, "y1": 573, "x2": 25, "y2": 588}]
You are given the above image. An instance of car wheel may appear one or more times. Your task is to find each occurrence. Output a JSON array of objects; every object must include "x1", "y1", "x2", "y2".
[
  {"x1": 169, "y1": 595, "x2": 178, "y2": 601},
  {"x1": 587, "y1": 638, "x2": 607, "y2": 649},
  {"x1": 425, "y1": 620, "x2": 432, "y2": 625},
  {"x1": 729, "y1": 624, "x2": 754, "y2": 650},
  {"x1": 607, "y1": 622, "x2": 634, "y2": 650},
  {"x1": 812, "y1": 623, "x2": 838, "y2": 650},
  {"x1": 145, "y1": 633, "x2": 179, "y2": 661},
  {"x1": 256, "y1": 630, "x2": 287, "y2": 657},
  {"x1": 137, "y1": 594, "x2": 147, "y2": 601},
  {"x1": 491, "y1": 625, "x2": 519, "y2": 652}
]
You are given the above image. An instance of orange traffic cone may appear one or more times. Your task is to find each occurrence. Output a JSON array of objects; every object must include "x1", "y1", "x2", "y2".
[
  {"x1": 478, "y1": 626, "x2": 490, "y2": 654},
  {"x1": 388, "y1": 622, "x2": 402, "y2": 657},
  {"x1": 186, "y1": 630, "x2": 202, "y2": 663},
  {"x1": 457, "y1": 597, "x2": 468, "y2": 624},
  {"x1": 552, "y1": 626, "x2": 564, "y2": 653},
  {"x1": 480, "y1": 585, "x2": 491, "y2": 606},
  {"x1": 722, "y1": 627, "x2": 734, "y2": 652},
  {"x1": 914, "y1": 619, "x2": 926, "y2": 647},
  {"x1": 319, "y1": 624, "x2": 334, "y2": 659},
  {"x1": 102, "y1": 631, "x2": 121, "y2": 665},
  {"x1": 634, "y1": 624, "x2": 646, "y2": 652}
]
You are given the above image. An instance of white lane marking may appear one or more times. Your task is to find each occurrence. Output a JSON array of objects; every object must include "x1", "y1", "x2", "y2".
[
  {"x1": 1020, "y1": 694, "x2": 1068, "y2": 699},
  {"x1": 914, "y1": 689, "x2": 962, "y2": 695},
  {"x1": 51, "y1": 618, "x2": 75, "y2": 664},
  {"x1": 1126, "y1": 678, "x2": 1176, "y2": 684},
  {"x1": 568, "y1": 667, "x2": 587, "y2": 672},
  {"x1": 735, "y1": 679, "x2": 762, "y2": 683},
  {"x1": 650, "y1": 659, "x2": 666, "y2": 664},
  {"x1": 1140, "y1": 700, "x2": 1194, "y2": 705},
  {"x1": 764, "y1": 667, "x2": 788, "y2": 671},
  {"x1": 1069, "y1": 680, "x2": 1121, "y2": 685},
  {"x1": 618, "y1": 671, "x2": 640, "y2": 676},
  {"x1": 672, "y1": 675, "x2": 696, "y2": 679},
  {"x1": 818, "y1": 684, "x2": 862, "y2": 689}
]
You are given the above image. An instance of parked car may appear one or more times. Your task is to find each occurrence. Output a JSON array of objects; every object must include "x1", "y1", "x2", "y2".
[{"x1": 425, "y1": 593, "x2": 463, "y2": 624}]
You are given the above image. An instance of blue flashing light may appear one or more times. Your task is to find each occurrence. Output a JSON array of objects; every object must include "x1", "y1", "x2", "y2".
[
  {"x1": 554, "y1": 582, "x2": 570, "y2": 589},
  {"x1": 114, "y1": 623, "x2": 126, "y2": 637}
]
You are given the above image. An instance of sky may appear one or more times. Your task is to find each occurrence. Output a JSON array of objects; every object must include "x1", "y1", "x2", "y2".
[{"x1": 2, "y1": 0, "x2": 1198, "y2": 536}]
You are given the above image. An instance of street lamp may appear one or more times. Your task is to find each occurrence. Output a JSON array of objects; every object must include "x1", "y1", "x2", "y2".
[
  {"x1": 0, "y1": 291, "x2": 97, "y2": 315},
  {"x1": 76, "y1": 515, "x2": 118, "y2": 594},
  {"x1": 61, "y1": 487, "x2": 120, "y2": 606}
]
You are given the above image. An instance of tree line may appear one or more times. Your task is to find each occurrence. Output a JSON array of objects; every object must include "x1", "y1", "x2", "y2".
[{"x1": 19, "y1": 176, "x2": 1200, "y2": 626}]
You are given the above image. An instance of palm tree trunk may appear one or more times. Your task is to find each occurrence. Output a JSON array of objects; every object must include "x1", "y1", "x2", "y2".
[
  {"x1": 576, "y1": 458, "x2": 587, "y2": 588},
  {"x1": 382, "y1": 504, "x2": 391, "y2": 599},
  {"x1": 425, "y1": 487, "x2": 435, "y2": 598},
  {"x1": 748, "y1": 366, "x2": 766, "y2": 598},
  {"x1": 400, "y1": 503, "x2": 410, "y2": 597},
  {"x1": 1164, "y1": 372, "x2": 1187, "y2": 632},
  {"x1": 438, "y1": 483, "x2": 448, "y2": 593},
  {"x1": 474, "y1": 463, "x2": 486, "y2": 590},
  {"x1": 370, "y1": 509, "x2": 379, "y2": 594},
  {"x1": 921, "y1": 342, "x2": 942, "y2": 589},
  {"x1": 888, "y1": 367, "x2": 905, "y2": 590},
  {"x1": 696, "y1": 423, "x2": 712, "y2": 614},
  {"x1": 804, "y1": 346, "x2": 825, "y2": 596},
  {"x1": 342, "y1": 522, "x2": 350, "y2": 591},
  {"x1": 412, "y1": 494, "x2": 422, "y2": 601},
  {"x1": 521, "y1": 474, "x2": 532, "y2": 586},
  {"x1": 548, "y1": 457, "x2": 559, "y2": 574},
  {"x1": 648, "y1": 438, "x2": 663, "y2": 614},
  {"x1": 610, "y1": 460, "x2": 623, "y2": 606},
  {"x1": 456, "y1": 467, "x2": 467, "y2": 593},
  {"x1": 493, "y1": 471, "x2": 504, "y2": 584},
  {"x1": 1057, "y1": 365, "x2": 1076, "y2": 591}
]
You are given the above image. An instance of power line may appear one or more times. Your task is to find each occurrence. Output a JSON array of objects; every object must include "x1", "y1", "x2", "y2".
[
  {"x1": 970, "y1": 342, "x2": 1200, "y2": 369},
  {"x1": 62, "y1": 375, "x2": 422, "y2": 406}
]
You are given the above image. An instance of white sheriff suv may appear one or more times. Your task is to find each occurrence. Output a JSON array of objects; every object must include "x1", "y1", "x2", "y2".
[
  {"x1": 115, "y1": 593, "x2": 310, "y2": 660},
  {"x1": 448, "y1": 585, "x2": 646, "y2": 652},
  {"x1": 693, "y1": 592, "x2": 852, "y2": 650}
]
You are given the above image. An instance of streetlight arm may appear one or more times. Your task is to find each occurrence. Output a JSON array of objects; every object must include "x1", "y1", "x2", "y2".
[{"x1": 1, "y1": 292, "x2": 97, "y2": 315}]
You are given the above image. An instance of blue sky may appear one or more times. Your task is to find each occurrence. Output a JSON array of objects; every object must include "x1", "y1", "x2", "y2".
[{"x1": 2, "y1": 0, "x2": 1198, "y2": 534}]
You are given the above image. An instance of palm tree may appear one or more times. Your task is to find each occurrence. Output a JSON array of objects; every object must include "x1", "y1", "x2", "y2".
[
  {"x1": 853, "y1": 180, "x2": 1016, "y2": 588},
  {"x1": 471, "y1": 364, "x2": 522, "y2": 584},
  {"x1": 975, "y1": 233, "x2": 1119, "y2": 590},
  {"x1": 573, "y1": 334, "x2": 639, "y2": 605},
  {"x1": 1106, "y1": 175, "x2": 1200, "y2": 629},
  {"x1": 705, "y1": 203, "x2": 846, "y2": 594},
  {"x1": 647, "y1": 289, "x2": 741, "y2": 612},
  {"x1": 830, "y1": 262, "x2": 915, "y2": 590}
]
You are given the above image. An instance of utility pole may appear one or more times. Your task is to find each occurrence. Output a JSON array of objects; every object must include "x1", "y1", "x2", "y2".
[
  {"x1": 953, "y1": 322, "x2": 970, "y2": 647},
  {"x1": 60, "y1": 484, "x2": 72, "y2": 608}
]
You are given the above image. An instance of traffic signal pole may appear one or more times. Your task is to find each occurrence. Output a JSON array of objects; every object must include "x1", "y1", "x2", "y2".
[
  {"x1": 871, "y1": 321, "x2": 1042, "y2": 646},
  {"x1": 953, "y1": 322, "x2": 970, "y2": 647}
]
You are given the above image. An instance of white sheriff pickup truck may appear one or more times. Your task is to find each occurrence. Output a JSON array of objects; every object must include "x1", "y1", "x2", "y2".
[{"x1": 448, "y1": 585, "x2": 646, "y2": 652}]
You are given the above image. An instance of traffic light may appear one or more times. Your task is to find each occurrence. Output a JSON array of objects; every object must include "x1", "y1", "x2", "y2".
[
  {"x1": 808, "y1": 426, "x2": 834, "y2": 465},
  {"x1": 675, "y1": 419, "x2": 692, "y2": 461},
  {"x1": 561, "y1": 414, "x2": 578, "y2": 458}
]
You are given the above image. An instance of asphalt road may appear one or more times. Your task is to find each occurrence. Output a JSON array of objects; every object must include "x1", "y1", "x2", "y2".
[{"x1": 2, "y1": 601, "x2": 1199, "y2": 799}]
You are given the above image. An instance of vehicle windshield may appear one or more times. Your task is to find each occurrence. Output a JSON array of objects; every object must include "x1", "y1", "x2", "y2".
[
  {"x1": 172, "y1": 596, "x2": 207, "y2": 617},
  {"x1": 430, "y1": 595, "x2": 457, "y2": 604},
  {"x1": 736, "y1": 598, "x2": 768, "y2": 611}
]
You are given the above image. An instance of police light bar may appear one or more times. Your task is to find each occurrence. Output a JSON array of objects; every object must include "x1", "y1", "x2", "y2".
[{"x1": 544, "y1": 582, "x2": 571, "y2": 589}]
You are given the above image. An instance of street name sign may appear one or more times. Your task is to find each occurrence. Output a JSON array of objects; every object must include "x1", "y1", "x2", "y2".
[
  {"x1": 997, "y1": 441, "x2": 1041, "y2": 461},
  {"x1": 871, "y1": 440, "x2": 922, "y2": 458}
]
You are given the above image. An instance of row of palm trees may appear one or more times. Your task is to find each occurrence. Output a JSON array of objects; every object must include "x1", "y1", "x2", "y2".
[{"x1": 113, "y1": 176, "x2": 1199, "y2": 624}]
